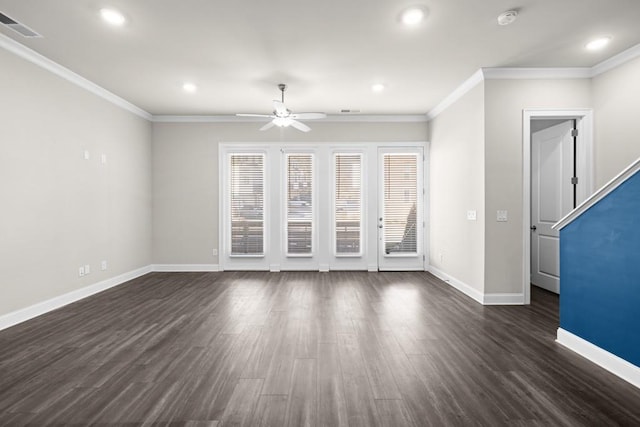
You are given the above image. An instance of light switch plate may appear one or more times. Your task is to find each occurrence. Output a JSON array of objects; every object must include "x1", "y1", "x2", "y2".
[
  {"x1": 497, "y1": 210, "x2": 508, "y2": 222},
  {"x1": 467, "y1": 210, "x2": 477, "y2": 221}
]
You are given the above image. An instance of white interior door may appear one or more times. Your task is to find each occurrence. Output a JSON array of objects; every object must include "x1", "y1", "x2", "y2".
[
  {"x1": 531, "y1": 121, "x2": 574, "y2": 293},
  {"x1": 378, "y1": 148, "x2": 424, "y2": 271}
]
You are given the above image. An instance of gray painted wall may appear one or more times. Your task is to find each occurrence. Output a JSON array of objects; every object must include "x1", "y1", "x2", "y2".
[
  {"x1": 151, "y1": 121, "x2": 428, "y2": 265},
  {"x1": 0, "y1": 48, "x2": 152, "y2": 317}
]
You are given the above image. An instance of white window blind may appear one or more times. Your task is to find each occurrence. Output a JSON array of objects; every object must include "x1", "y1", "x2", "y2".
[
  {"x1": 286, "y1": 154, "x2": 313, "y2": 255},
  {"x1": 230, "y1": 154, "x2": 264, "y2": 255},
  {"x1": 335, "y1": 154, "x2": 362, "y2": 255},
  {"x1": 383, "y1": 154, "x2": 417, "y2": 254}
]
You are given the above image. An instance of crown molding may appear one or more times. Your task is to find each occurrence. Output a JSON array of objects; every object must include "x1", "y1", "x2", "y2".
[
  {"x1": 3, "y1": 29, "x2": 639, "y2": 125},
  {"x1": 591, "y1": 43, "x2": 640, "y2": 77},
  {"x1": 482, "y1": 67, "x2": 592, "y2": 80},
  {"x1": 426, "y1": 69, "x2": 484, "y2": 120},
  {"x1": 152, "y1": 114, "x2": 428, "y2": 123},
  {"x1": 0, "y1": 33, "x2": 152, "y2": 121}
]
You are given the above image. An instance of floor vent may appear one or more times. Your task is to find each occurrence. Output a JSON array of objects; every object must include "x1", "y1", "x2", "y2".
[{"x1": 0, "y1": 12, "x2": 42, "y2": 38}]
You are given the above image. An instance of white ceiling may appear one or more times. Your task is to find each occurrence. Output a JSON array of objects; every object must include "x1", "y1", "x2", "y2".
[{"x1": 1, "y1": 0, "x2": 639, "y2": 116}]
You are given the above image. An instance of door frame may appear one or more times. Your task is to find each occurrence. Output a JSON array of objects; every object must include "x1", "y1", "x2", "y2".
[
  {"x1": 219, "y1": 141, "x2": 429, "y2": 272},
  {"x1": 522, "y1": 109, "x2": 593, "y2": 304}
]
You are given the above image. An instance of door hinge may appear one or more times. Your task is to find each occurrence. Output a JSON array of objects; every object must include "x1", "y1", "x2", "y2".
[
  {"x1": 423, "y1": 255, "x2": 425, "y2": 261},
  {"x1": 422, "y1": 221, "x2": 425, "y2": 228},
  {"x1": 571, "y1": 176, "x2": 578, "y2": 185},
  {"x1": 571, "y1": 128, "x2": 578, "y2": 137}
]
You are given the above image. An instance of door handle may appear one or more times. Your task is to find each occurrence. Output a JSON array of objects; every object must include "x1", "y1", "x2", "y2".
[{"x1": 530, "y1": 225, "x2": 537, "y2": 231}]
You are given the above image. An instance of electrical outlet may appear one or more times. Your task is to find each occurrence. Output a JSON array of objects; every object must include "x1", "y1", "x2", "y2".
[
  {"x1": 467, "y1": 210, "x2": 477, "y2": 221},
  {"x1": 101, "y1": 260, "x2": 108, "y2": 271},
  {"x1": 84, "y1": 264, "x2": 90, "y2": 275},
  {"x1": 79, "y1": 266, "x2": 85, "y2": 277},
  {"x1": 497, "y1": 210, "x2": 508, "y2": 222},
  {"x1": 212, "y1": 249, "x2": 218, "y2": 256},
  {"x1": 83, "y1": 150, "x2": 90, "y2": 160},
  {"x1": 101, "y1": 153, "x2": 107, "y2": 164}
]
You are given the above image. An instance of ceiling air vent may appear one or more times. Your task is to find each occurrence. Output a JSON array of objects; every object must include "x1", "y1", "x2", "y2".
[
  {"x1": 0, "y1": 12, "x2": 42, "y2": 38},
  {"x1": 340, "y1": 109, "x2": 361, "y2": 114}
]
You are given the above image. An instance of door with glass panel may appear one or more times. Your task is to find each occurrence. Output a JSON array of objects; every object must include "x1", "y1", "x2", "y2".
[{"x1": 378, "y1": 148, "x2": 424, "y2": 271}]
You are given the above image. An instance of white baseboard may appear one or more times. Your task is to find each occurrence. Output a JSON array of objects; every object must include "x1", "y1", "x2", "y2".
[
  {"x1": 557, "y1": 328, "x2": 640, "y2": 389},
  {"x1": 483, "y1": 293, "x2": 525, "y2": 305},
  {"x1": 319, "y1": 264, "x2": 330, "y2": 273},
  {"x1": 428, "y1": 267, "x2": 524, "y2": 305},
  {"x1": 269, "y1": 264, "x2": 281, "y2": 272},
  {"x1": 428, "y1": 266, "x2": 484, "y2": 304},
  {"x1": 367, "y1": 264, "x2": 378, "y2": 272},
  {"x1": 151, "y1": 264, "x2": 219, "y2": 272},
  {"x1": 0, "y1": 265, "x2": 152, "y2": 332}
]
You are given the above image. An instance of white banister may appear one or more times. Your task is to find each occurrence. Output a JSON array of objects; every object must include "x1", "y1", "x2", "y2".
[{"x1": 553, "y1": 157, "x2": 640, "y2": 230}]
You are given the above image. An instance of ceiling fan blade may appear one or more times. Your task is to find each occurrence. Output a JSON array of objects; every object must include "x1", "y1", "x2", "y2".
[
  {"x1": 289, "y1": 120, "x2": 311, "y2": 132},
  {"x1": 259, "y1": 121, "x2": 276, "y2": 131},
  {"x1": 273, "y1": 100, "x2": 288, "y2": 116},
  {"x1": 290, "y1": 112, "x2": 326, "y2": 120},
  {"x1": 236, "y1": 113, "x2": 272, "y2": 118}
]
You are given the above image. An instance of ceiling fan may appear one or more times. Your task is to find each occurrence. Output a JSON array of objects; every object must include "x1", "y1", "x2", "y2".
[{"x1": 236, "y1": 84, "x2": 326, "y2": 132}]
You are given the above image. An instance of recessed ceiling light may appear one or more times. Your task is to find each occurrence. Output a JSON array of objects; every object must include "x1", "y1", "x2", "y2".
[
  {"x1": 400, "y1": 7, "x2": 426, "y2": 26},
  {"x1": 100, "y1": 8, "x2": 126, "y2": 26},
  {"x1": 497, "y1": 10, "x2": 518, "y2": 26},
  {"x1": 372, "y1": 83, "x2": 386, "y2": 92},
  {"x1": 586, "y1": 37, "x2": 611, "y2": 51},
  {"x1": 183, "y1": 82, "x2": 197, "y2": 93}
]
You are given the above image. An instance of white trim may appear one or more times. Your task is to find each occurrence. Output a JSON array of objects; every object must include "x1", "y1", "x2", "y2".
[
  {"x1": 522, "y1": 109, "x2": 594, "y2": 305},
  {"x1": 319, "y1": 264, "x2": 330, "y2": 272},
  {"x1": 483, "y1": 293, "x2": 525, "y2": 305},
  {"x1": 482, "y1": 67, "x2": 592, "y2": 80},
  {"x1": 591, "y1": 43, "x2": 640, "y2": 77},
  {"x1": 553, "y1": 156, "x2": 640, "y2": 230},
  {"x1": 0, "y1": 265, "x2": 152, "y2": 332},
  {"x1": 151, "y1": 264, "x2": 219, "y2": 272},
  {"x1": 426, "y1": 70, "x2": 484, "y2": 120},
  {"x1": 557, "y1": 328, "x2": 640, "y2": 390},
  {"x1": 368, "y1": 264, "x2": 378, "y2": 272},
  {"x1": 429, "y1": 266, "x2": 484, "y2": 304},
  {"x1": 0, "y1": 33, "x2": 152, "y2": 120},
  {"x1": 152, "y1": 114, "x2": 428, "y2": 123},
  {"x1": 270, "y1": 264, "x2": 281, "y2": 272}
]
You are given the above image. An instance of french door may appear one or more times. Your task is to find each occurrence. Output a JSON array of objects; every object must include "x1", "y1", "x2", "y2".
[{"x1": 220, "y1": 143, "x2": 426, "y2": 271}]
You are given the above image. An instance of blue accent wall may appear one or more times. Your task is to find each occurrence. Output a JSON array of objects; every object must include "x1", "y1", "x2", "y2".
[{"x1": 560, "y1": 170, "x2": 640, "y2": 367}]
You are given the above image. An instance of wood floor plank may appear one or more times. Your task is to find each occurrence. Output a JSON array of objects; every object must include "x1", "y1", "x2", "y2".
[
  {"x1": 336, "y1": 333, "x2": 380, "y2": 427},
  {"x1": 284, "y1": 358, "x2": 317, "y2": 427},
  {"x1": 317, "y1": 342, "x2": 349, "y2": 427},
  {"x1": 219, "y1": 378, "x2": 264, "y2": 427},
  {"x1": 1, "y1": 272, "x2": 640, "y2": 425},
  {"x1": 375, "y1": 399, "x2": 418, "y2": 427},
  {"x1": 251, "y1": 395, "x2": 287, "y2": 427}
]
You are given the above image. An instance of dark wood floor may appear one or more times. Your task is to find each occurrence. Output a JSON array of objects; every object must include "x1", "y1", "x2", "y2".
[{"x1": 1, "y1": 272, "x2": 640, "y2": 426}]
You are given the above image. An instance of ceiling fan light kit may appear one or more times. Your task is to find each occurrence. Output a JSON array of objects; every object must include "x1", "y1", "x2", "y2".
[{"x1": 236, "y1": 84, "x2": 327, "y2": 132}]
